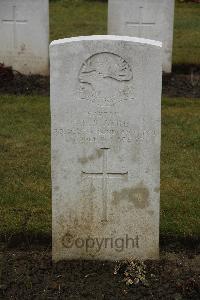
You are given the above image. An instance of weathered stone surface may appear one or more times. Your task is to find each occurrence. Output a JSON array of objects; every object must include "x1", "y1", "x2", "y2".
[
  {"x1": 50, "y1": 36, "x2": 162, "y2": 261},
  {"x1": 0, "y1": 0, "x2": 49, "y2": 75},
  {"x1": 108, "y1": 0, "x2": 175, "y2": 73}
]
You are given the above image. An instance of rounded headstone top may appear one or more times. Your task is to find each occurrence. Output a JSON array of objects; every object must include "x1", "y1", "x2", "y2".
[{"x1": 50, "y1": 35, "x2": 162, "y2": 48}]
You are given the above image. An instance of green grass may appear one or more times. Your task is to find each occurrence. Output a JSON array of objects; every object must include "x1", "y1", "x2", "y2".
[
  {"x1": 173, "y1": 1, "x2": 200, "y2": 64},
  {"x1": 0, "y1": 95, "x2": 199, "y2": 239},
  {"x1": 49, "y1": 0, "x2": 200, "y2": 65},
  {"x1": 0, "y1": 0, "x2": 200, "y2": 242},
  {"x1": 50, "y1": 0, "x2": 107, "y2": 40},
  {"x1": 161, "y1": 98, "x2": 200, "y2": 237},
  {"x1": 0, "y1": 96, "x2": 51, "y2": 237}
]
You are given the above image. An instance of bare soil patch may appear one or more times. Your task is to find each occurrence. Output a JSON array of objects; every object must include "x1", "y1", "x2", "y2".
[
  {"x1": 0, "y1": 244, "x2": 199, "y2": 300},
  {"x1": 0, "y1": 64, "x2": 200, "y2": 98}
]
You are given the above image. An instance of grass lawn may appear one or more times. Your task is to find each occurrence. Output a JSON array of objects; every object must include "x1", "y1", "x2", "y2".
[
  {"x1": 0, "y1": 95, "x2": 199, "y2": 240},
  {"x1": 0, "y1": 0, "x2": 199, "y2": 243},
  {"x1": 0, "y1": 96, "x2": 51, "y2": 239},
  {"x1": 49, "y1": 0, "x2": 200, "y2": 65}
]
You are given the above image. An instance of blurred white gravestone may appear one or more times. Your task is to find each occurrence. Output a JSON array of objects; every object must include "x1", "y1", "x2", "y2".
[
  {"x1": 108, "y1": 0, "x2": 175, "y2": 73},
  {"x1": 0, "y1": 0, "x2": 49, "y2": 75},
  {"x1": 50, "y1": 36, "x2": 162, "y2": 261}
]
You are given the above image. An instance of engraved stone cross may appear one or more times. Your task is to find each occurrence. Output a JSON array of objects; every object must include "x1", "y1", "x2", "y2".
[
  {"x1": 126, "y1": 6, "x2": 155, "y2": 37},
  {"x1": 2, "y1": 5, "x2": 28, "y2": 48},
  {"x1": 82, "y1": 148, "x2": 128, "y2": 222}
]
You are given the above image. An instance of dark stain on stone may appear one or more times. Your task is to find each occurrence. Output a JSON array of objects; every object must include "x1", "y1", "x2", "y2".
[
  {"x1": 148, "y1": 210, "x2": 154, "y2": 216},
  {"x1": 78, "y1": 149, "x2": 103, "y2": 164},
  {"x1": 154, "y1": 187, "x2": 160, "y2": 193},
  {"x1": 21, "y1": 44, "x2": 26, "y2": 52},
  {"x1": 112, "y1": 183, "x2": 149, "y2": 209}
]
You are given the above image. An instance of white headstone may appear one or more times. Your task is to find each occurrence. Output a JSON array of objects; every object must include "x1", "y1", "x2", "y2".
[
  {"x1": 108, "y1": 0, "x2": 175, "y2": 73},
  {"x1": 0, "y1": 0, "x2": 49, "y2": 75},
  {"x1": 50, "y1": 35, "x2": 162, "y2": 261}
]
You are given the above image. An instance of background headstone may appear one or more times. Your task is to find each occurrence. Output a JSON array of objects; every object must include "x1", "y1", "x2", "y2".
[
  {"x1": 0, "y1": 0, "x2": 49, "y2": 75},
  {"x1": 108, "y1": 0, "x2": 175, "y2": 73},
  {"x1": 50, "y1": 36, "x2": 162, "y2": 261}
]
